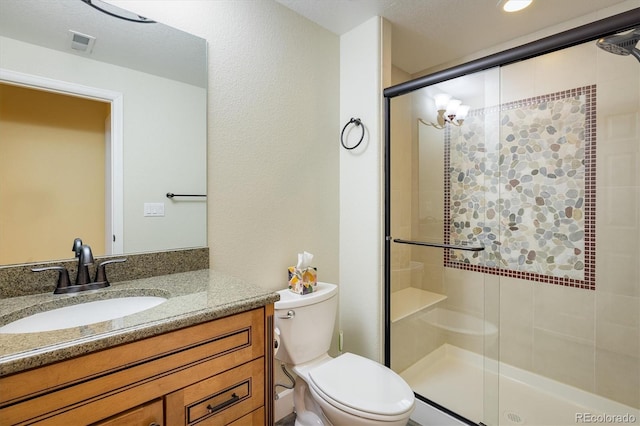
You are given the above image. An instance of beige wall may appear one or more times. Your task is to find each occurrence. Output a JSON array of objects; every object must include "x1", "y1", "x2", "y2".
[
  {"x1": 338, "y1": 17, "x2": 389, "y2": 361},
  {"x1": 0, "y1": 83, "x2": 108, "y2": 264},
  {"x1": 109, "y1": 0, "x2": 341, "y2": 292}
]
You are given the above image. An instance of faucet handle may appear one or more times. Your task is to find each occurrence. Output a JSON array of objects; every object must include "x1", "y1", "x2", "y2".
[
  {"x1": 32, "y1": 266, "x2": 71, "y2": 293},
  {"x1": 94, "y1": 258, "x2": 127, "y2": 285}
]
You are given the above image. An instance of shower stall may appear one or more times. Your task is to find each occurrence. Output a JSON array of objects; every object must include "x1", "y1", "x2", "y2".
[{"x1": 384, "y1": 8, "x2": 640, "y2": 426}]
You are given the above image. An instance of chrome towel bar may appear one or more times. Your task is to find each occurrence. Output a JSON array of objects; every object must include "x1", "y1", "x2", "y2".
[{"x1": 166, "y1": 192, "x2": 206, "y2": 198}]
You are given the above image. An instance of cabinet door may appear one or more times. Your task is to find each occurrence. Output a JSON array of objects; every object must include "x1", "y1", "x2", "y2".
[
  {"x1": 91, "y1": 399, "x2": 163, "y2": 426},
  {"x1": 228, "y1": 408, "x2": 265, "y2": 426}
]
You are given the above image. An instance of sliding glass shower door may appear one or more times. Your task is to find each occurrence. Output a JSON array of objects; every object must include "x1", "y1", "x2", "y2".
[
  {"x1": 388, "y1": 67, "x2": 502, "y2": 425},
  {"x1": 385, "y1": 11, "x2": 640, "y2": 425}
]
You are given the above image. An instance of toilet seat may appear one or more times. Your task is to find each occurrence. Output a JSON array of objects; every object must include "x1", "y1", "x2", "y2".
[{"x1": 307, "y1": 353, "x2": 414, "y2": 422}]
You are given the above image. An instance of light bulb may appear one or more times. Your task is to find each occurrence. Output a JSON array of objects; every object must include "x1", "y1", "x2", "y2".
[
  {"x1": 500, "y1": 0, "x2": 532, "y2": 12},
  {"x1": 445, "y1": 99, "x2": 462, "y2": 117},
  {"x1": 433, "y1": 94, "x2": 452, "y2": 111},
  {"x1": 456, "y1": 105, "x2": 470, "y2": 120}
]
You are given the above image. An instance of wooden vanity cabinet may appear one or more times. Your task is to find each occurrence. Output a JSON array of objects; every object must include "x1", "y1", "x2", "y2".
[
  {"x1": 165, "y1": 358, "x2": 264, "y2": 425},
  {"x1": 91, "y1": 399, "x2": 164, "y2": 426},
  {"x1": 0, "y1": 305, "x2": 275, "y2": 426}
]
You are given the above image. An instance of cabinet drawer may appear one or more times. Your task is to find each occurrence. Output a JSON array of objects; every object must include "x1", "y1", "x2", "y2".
[
  {"x1": 166, "y1": 358, "x2": 264, "y2": 426},
  {"x1": 188, "y1": 380, "x2": 250, "y2": 423}
]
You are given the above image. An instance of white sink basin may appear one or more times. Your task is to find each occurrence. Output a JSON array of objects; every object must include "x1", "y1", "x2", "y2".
[{"x1": 0, "y1": 296, "x2": 167, "y2": 334}]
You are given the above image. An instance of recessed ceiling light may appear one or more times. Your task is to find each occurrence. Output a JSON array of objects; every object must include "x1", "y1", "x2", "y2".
[{"x1": 498, "y1": 0, "x2": 533, "y2": 13}]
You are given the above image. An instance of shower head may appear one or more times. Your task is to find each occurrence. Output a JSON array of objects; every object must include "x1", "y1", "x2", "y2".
[{"x1": 596, "y1": 28, "x2": 640, "y2": 63}]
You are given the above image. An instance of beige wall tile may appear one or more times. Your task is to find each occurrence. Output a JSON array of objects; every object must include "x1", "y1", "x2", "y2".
[
  {"x1": 391, "y1": 313, "x2": 445, "y2": 373},
  {"x1": 443, "y1": 268, "x2": 485, "y2": 315},
  {"x1": 597, "y1": 251, "x2": 640, "y2": 297},
  {"x1": 418, "y1": 261, "x2": 445, "y2": 294},
  {"x1": 500, "y1": 277, "x2": 534, "y2": 369},
  {"x1": 533, "y1": 41, "x2": 597, "y2": 95},
  {"x1": 596, "y1": 348, "x2": 640, "y2": 409},
  {"x1": 534, "y1": 283, "x2": 595, "y2": 342},
  {"x1": 499, "y1": 60, "x2": 536, "y2": 104},
  {"x1": 599, "y1": 187, "x2": 639, "y2": 229},
  {"x1": 596, "y1": 292, "x2": 640, "y2": 358},
  {"x1": 533, "y1": 328, "x2": 595, "y2": 392}
]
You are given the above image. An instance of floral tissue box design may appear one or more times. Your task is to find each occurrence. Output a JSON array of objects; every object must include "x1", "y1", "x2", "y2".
[{"x1": 287, "y1": 266, "x2": 317, "y2": 294}]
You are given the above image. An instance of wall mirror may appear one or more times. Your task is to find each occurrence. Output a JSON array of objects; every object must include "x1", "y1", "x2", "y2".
[{"x1": 0, "y1": 0, "x2": 207, "y2": 265}]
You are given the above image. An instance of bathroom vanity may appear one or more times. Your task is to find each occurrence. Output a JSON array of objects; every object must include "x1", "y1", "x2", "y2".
[{"x1": 0, "y1": 269, "x2": 278, "y2": 425}]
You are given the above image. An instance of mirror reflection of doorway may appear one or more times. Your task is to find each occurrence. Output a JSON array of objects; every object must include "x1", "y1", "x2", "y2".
[{"x1": 0, "y1": 82, "x2": 110, "y2": 264}]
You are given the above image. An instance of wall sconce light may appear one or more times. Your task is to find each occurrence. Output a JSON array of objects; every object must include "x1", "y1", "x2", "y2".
[{"x1": 419, "y1": 93, "x2": 470, "y2": 129}]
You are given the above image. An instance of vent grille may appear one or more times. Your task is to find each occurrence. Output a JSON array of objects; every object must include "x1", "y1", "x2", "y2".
[{"x1": 69, "y1": 30, "x2": 95, "y2": 53}]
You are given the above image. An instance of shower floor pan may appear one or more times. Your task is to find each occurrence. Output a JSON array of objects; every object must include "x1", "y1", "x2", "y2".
[{"x1": 401, "y1": 344, "x2": 639, "y2": 426}]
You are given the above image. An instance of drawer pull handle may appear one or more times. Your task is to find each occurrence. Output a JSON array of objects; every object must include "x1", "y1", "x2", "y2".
[
  {"x1": 149, "y1": 423, "x2": 160, "y2": 426},
  {"x1": 207, "y1": 393, "x2": 239, "y2": 414}
]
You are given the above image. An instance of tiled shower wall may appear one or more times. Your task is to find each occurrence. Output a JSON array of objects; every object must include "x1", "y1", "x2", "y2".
[
  {"x1": 409, "y1": 40, "x2": 639, "y2": 408},
  {"x1": 498, "y1": 39, "x2": 639, "y2": 408},
  {"x1": 390, "y1": 65, "x2": 415, "y2": 294}
]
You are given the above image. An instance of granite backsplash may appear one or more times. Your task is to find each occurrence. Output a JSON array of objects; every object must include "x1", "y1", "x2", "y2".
[{"x1": 0, "y1": 247, "x2": 209, "y2": 298}]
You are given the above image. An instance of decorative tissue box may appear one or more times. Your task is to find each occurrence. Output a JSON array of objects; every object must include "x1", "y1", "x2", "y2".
[{"x1": 288, "y1": 266, "x2": 317, "y2": 295}]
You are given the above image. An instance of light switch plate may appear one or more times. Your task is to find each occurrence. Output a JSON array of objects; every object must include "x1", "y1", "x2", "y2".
[{"x1": 144, "y1": 202, "x2": 165, "y2": 217}]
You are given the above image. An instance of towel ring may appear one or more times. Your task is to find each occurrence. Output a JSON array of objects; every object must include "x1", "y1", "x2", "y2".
[{"x1": 341, "y1": 117, "x2": 364, "y2": 150}]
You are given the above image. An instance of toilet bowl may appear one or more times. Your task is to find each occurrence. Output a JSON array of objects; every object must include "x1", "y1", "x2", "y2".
[{"x1": 275, "y1": 282, "x2": 415, "y2": 426}]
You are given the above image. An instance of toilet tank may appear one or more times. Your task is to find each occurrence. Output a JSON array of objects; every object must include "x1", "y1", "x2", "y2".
[{"x1": 274, "y1": 282, "x2": 338, "y2": 365}]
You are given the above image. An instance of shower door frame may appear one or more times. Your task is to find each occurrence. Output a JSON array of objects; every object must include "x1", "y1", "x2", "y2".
[{"x1": 383, "y1": 7, "x2": 640, "y2": 425}]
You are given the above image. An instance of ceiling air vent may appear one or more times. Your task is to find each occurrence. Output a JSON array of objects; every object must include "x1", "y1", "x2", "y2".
[{"x1": 69, "y1": 30, "x2": 96, "y2": 53}]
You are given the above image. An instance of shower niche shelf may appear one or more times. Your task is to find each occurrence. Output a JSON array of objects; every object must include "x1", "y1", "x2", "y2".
[{"x1": 391, "y1": 287, "x2": 447, "y2": 323}]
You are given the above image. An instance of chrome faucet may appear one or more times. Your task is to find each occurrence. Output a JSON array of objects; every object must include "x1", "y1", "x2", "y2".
[
  {"x1": 32, "y1": 238, "x2": 126, "y2": 294},
  {"x1": 73, "y1": 238, "x2": 95, "y2": 285}
]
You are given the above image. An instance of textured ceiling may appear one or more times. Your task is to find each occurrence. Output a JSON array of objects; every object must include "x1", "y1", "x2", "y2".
[
  {"x1": 0, "y1": 0, "x2": 206, "y2": 87},
  {"x1": 276, "y1": 0, "x2": 634, "y2": 74},
  {"x1": 1, "y1": 1, "x2": 635, "y2": 83}
]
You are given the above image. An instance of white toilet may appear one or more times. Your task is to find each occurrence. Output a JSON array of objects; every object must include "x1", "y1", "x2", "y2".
[{"x1": 275, "y1": 282, "x2": 415, "y2": 426}]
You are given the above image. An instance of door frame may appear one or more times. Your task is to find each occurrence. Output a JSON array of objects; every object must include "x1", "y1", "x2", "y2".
[{"x1": 0, "y1": 68, "x2": 124, "y2": 254}]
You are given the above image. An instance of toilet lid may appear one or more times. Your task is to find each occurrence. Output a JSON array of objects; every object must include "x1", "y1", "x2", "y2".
[{"x1": 307, "y1": 352, "x2": 414, "y2": 417}]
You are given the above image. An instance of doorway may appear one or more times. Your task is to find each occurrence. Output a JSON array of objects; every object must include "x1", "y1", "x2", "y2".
[{"x1": 0, "y1": 69, "x2": 124, "y2": 263}]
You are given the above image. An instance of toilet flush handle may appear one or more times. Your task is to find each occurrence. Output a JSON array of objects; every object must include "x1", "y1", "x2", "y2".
[{"x1": 278, "y1": 310, "x2": 295, "y2": 319}]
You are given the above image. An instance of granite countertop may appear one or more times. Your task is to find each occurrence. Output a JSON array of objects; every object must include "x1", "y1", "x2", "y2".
[{"x1": 0, "y1": 269, "x2": 279, "y2": 376}]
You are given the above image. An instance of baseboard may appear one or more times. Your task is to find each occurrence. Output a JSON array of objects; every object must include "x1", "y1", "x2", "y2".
[{"x1": 275, "y1": 388, "x2": 294, "y2": 423}]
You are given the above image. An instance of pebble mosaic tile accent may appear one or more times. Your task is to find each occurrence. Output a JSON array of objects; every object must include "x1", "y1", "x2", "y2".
[{"x1": 444, "y1": 86, "x2": 596, "y2": 290}]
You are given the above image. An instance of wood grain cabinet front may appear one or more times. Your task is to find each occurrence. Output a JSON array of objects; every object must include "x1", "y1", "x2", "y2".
[
  {"x1": 166, "y1": 358, "x2": 265, "y2": 425},
  {"x1": 0, "y1": 305, "x2": 274, "y2": 426},
  {"x1": 90, "y1": 399, "x2": 163, "y2": 426}
]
